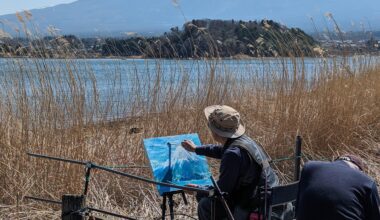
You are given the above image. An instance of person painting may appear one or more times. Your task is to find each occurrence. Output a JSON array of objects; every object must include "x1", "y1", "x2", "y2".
[
  {"x1": 296, "y1": 154, "x2": 380, "y2": 220},
  {"x1": 181, "y1": 105, "x2": 279, "y2": 220}
]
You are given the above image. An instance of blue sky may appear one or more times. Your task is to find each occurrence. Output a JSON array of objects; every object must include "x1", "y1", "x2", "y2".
[{"x1": 0, "y1": 0, "x2": 76, "y2": 15}]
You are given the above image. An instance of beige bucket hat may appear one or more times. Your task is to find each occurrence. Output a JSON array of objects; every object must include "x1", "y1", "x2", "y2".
[{"x1": 204, "y1": 105, "x2": 245, "y2": 138}]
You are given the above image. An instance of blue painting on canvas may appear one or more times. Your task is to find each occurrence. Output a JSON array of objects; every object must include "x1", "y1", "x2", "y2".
[{"x1": 143, "y1": 133, "x2": 212, "y2": 195}]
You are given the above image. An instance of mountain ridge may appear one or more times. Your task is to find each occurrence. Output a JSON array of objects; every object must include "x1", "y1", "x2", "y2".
[{"x1": 0, "y1": 0, "x2": 379, "y2": 37}]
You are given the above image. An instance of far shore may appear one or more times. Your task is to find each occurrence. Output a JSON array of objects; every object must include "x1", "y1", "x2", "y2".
[{"x1": 1, "y1": 52, "x2": 380, "y2": 61}]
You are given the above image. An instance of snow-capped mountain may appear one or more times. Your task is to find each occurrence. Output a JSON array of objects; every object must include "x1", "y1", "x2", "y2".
[{"x1": 1, "y1": 0, "x2": 378, "y2": 36}]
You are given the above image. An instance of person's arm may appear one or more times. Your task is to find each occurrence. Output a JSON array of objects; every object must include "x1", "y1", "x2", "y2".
[
  {"x1": 368, "y1": 182, "x2": 380, "y2": 220},
  {"x1": 216, "y1": 149, "x2": 241, "y2": 194},
  {"x1": 181, "y1": 140, "x2": 224, "y2": 159},
  {"x1": 195, "y1": 144, "x2": 224, "y2": 159}
]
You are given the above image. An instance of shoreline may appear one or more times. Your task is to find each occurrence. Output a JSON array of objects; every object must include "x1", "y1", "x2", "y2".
[{"x1": 1, "y1": 53, "x2": 379, "y2": 61}]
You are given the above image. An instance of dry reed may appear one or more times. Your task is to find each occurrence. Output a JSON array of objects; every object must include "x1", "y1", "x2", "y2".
[{"x1": 0, "y1": 14, "x2": 379, "y2": 219}]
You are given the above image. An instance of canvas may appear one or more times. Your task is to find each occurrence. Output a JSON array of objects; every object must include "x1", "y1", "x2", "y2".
[{"x1": 143, "y1": 133, "x2": 212, "y2": 195}]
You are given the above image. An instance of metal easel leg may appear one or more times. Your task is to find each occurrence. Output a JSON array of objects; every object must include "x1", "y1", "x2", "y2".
[
  {"x1": 161, "y1": 195, "x2": 167, "y2": 220},
  {"x1": 181, "y1": 191, "x2": 188, "y2": 205},
  {"x1": 168, "y1": 194, "x2": 175, "y2": 220}
]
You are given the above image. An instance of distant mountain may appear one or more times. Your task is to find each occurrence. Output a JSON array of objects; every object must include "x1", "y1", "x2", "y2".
[
  {"x1": 0, "y1": 0, "x2": 379, "y2": 37},
  {"x1": 0, "y1": 0, "x2": 185, "y2": 36}
]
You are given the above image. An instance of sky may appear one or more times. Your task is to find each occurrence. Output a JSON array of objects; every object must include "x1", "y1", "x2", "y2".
[
  {"x1": 0, "y1": 0, "x2": 76, "y2": 15},
  {"x1": 0, "y1": 0, "x2": 379, "y2": 34}
]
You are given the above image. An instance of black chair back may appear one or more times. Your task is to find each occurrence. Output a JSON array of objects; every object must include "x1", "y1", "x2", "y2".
[{"x1": 268, "y1": 181, "x2": 299, "y2": 206}]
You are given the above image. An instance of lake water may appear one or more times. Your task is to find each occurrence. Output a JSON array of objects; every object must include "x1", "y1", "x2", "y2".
[
  {"x1": 2, "y1": 56, "x2": 378, "y2": 89},
  {"x1": 1, "y1": 56, "x2": 379, "y2": 120}
]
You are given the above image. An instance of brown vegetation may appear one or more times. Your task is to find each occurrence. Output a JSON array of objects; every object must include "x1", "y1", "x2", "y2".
[{"x1": 0, "y1": 13, "x2": 379, "y2": 219}]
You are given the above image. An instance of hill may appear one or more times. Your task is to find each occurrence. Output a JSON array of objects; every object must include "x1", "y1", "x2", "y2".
[{"x1": 102, "y1": 19, "x2": 319, "y2": 58}]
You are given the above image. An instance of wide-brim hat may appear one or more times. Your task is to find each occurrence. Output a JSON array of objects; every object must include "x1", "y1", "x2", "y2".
[{"x1": 204, "y1": 105, "x2": 245, "y2": 138}]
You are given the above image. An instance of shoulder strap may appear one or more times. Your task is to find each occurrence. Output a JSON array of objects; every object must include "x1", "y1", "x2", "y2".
[{"x1": 232, "y1": 139, "x2": 271, "y2": 170}]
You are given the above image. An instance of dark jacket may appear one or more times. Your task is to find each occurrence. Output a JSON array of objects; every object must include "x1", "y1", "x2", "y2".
[
  {"x1": 195, "y1": 134, "x2": 279, "y2": 206},
  {"x1": 296, "y1": 160, "x2": 380, "y2": 220}
]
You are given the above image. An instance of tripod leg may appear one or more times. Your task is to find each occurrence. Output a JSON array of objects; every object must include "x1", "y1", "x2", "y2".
[
  {"x1": 168, "y1": 194, "x2": 175, "y2": 220},
  {"x1": 161, "y1": 195, "x2": 167, "y2": 220}
]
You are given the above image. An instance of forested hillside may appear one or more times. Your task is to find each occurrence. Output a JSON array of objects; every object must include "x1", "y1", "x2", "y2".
[{"x1": 102, "y1": 19, "x2": 319, "y2": 58}]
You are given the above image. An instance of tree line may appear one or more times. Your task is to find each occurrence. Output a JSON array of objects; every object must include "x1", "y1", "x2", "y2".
[
  {"x1": 101, "y1": 19, "x2": 319, "y2": 58},
  {"x1": 1, "y1": 19, "x2": 321, "y2": 58}
]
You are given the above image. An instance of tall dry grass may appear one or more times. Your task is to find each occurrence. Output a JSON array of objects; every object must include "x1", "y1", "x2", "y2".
[{"x1": 0, "y1": 13, "x2": 379, "y2": 219}]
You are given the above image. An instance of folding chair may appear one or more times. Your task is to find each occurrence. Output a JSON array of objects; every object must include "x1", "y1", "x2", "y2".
[
  {"x1": 261, "y1": 181, "x2": 299, "y2": 220},
  {"x1": 255, "y1": 136, "x2": 302, "y2": 220}
]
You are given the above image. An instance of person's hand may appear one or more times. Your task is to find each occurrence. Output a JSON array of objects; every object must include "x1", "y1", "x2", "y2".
[{"x1": 181, "y1": 140, "x2": 196, "y2": 152}]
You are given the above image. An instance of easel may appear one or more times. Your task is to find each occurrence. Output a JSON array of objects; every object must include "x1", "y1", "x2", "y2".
[
  {"x1": 161, "y1": 190, "x2": 188, "y2": 220},
  {"x1": 210, "y1": 176, "x2": 235, "y2": 220},
  {"x1": 160, "y1": 177, "x2": 234, "y2": 220},
  {"x1": 159, "y1": 142, "x2": 234, "y2": 220},
  {"x1": 160, "y1": 142, "x2": 190, "y2": 220}
]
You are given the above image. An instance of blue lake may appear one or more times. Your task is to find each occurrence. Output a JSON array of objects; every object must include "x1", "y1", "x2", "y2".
[{"x1": 0, "y1": 56, "x2": 378, "y2": 120}]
